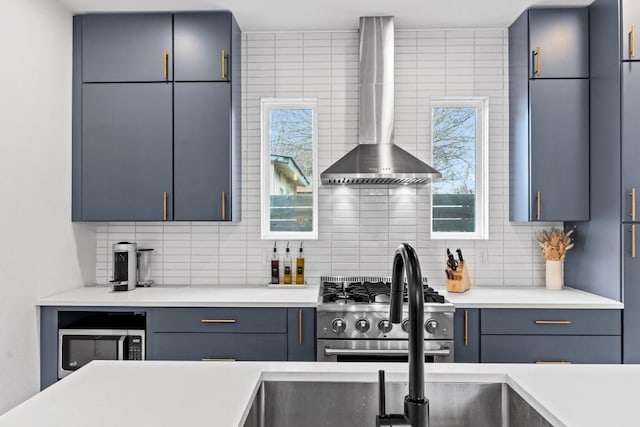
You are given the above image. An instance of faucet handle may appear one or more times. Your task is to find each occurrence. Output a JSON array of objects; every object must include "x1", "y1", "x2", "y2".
[{"x1": 376, "y1": 370, "x2": 411, "y2": 427}]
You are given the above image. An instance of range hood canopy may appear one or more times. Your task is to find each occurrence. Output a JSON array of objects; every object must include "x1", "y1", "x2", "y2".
[{"x1": 321, "y1": 16, "x2": 441, "y2": 185}]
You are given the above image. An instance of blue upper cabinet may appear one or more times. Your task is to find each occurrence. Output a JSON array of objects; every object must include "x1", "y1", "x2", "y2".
[
  {"x1": 509, "y1": 7, "x2": 590, "y2": 222},
  {"x1": 81, "y1": 14, "x2": 173, "y2": 82},
  {"x1": 529, "y1": 9, "x2": 589, "y2": 78},
  {"x1": 622, "y1": 62, "x2": 640, "y2": 222},
  {"x1": 622, "y1": 0, "x2": 640, "y2": 61},
  {"x1": 529, "y1": 79, "x2": 590, "y2": 221},
  {"x1": 174, "y1": 83, "x2": 231, "y2": 221},
  {"x1": 72, "y1": 12, "x2": 241, "y2": 222},
  {"x1": 174, "y1": 13, "x2": 232, "y2": 82}
]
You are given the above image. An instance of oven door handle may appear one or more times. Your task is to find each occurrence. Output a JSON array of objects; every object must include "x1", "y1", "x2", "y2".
[{"x1": 323, "y1": 348, "x2": 451, "y2": 357}]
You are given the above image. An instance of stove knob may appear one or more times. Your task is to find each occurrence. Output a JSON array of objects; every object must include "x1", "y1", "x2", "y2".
[
  {"x1": 401, "y1": 319, "x2": 410, "y2": 333},
  {"x1": 378, "y1": 319, "x2": 393, "y2": 333},
  {"x1": 425, "y1": 319, "x2": 439, "y2": 334},
  {"x1": 355, "y1": 318, "x2": 370, "y2": 333},
  {"x1": 331, "y1": 318, "x2": 346, "y2": 333}
]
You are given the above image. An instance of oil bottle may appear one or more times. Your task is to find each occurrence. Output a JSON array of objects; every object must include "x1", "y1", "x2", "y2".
[
  {"x1": 271, "y1": 242, "x2": 280, "y2": 284},
  {"x1": 296, "y1": 242, "x2": 305, "y2": 284},
  {"x1": 283, "y1": 242, "x2": 293, "y2": 284}
]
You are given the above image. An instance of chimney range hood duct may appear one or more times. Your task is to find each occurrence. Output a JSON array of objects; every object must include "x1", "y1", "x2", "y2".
[{"x1": 320, "y1": 16, "x2": 441, "y2": 185}]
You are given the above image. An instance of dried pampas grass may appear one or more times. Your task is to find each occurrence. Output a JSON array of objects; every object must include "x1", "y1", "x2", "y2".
[{"x1": 538, "y1": 228, "x2": 574, "y2": 261}]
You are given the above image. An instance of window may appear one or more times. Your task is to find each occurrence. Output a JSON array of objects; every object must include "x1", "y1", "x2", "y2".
[
  {"x1": 430, "y1": 98, "x2": 488, "y2": 240},
  {"x1": 261, "y1": 98, "x2": 318, "y2": 240}
]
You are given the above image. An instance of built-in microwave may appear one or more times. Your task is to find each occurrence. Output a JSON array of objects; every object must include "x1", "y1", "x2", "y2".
[{"x1": 58, "y1": 329, "x2": 145, "y2": 379}]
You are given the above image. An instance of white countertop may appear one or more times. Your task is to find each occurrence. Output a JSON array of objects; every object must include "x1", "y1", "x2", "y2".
[
  {"x1": 1, "y1": 360, "x2": 638, "y2": 427},
  {"x1": 37, "y1": 285, "x2": 321, "y2": 307},
  {"x1": 439, "y1": 286, "x2": 624, "y2": 309},
  {"x1": 37, "y1": 284, "x2": 623, "y2": 310}
]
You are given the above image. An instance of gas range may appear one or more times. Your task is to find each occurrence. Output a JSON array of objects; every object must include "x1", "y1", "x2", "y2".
[{"x1": 316, "y1": 276, "x2": 455, "y2": 362}]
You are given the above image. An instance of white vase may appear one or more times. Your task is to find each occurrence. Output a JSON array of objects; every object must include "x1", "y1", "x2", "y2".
[{"x1": 545, "y1": 260, "x2": 564, "y2": 290}]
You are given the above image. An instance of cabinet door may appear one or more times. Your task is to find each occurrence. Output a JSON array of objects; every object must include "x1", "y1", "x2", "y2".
[
  {"x1": 454, "y1": 309, "x2": 479, "y2": 363},
  {"x1": 530, "y1": 79, "x2": 589, "y2": 221},
  {"x1": 624, "y1": 224, "x2": 640, "y2": 363},
  {"x1": 174, "y1": 83, "x2": 231, "y2": 221},
  {"x1": 151, "y1": 333, "x2": 288, "y2": 361},
  {"x1": 174, "y1": 13, "x2": 231, "y2": 82},
  {"x1": 81, "y1": 84, "x2": 173, "y2": 221},
  {"x1": 622, "y1": 63, "x2": 640, "y2": 221},
  {"x1": 288, "y1": 308, "x2": 316, "y2": 361},
  {"x1": 529, "y1": 9, "x2": 589, "y2": 78},
  {"x1": 622, "y1": 0, "x2": 640, "y2": 61},
  {"x1": 81, "y1": 14, "x2": 172, "y2": 82},
  {"x1": 481, "y1": 335, "x2": 621, "y2": 364}
]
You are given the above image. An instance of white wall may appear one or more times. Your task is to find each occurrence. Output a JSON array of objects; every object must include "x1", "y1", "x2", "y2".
[
  {"x1": 96, "y1": 29, "x2": 559, "y2": 287},
  {"x1": 0, "y1": 0, "x2": 95, "y2": 414}
]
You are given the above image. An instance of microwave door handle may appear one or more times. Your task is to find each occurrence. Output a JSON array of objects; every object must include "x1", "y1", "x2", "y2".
[
  {"x1": 323, "y1": 348, "x2": 451, "y2": 357},
  {"x1": 118, "y1": 336, "x2": 126, "y2": 360}
]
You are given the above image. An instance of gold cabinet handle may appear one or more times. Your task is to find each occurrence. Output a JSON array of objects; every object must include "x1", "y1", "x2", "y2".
[
  {"x1": 631, "y1": 225, "x2": 637, "y2": 258},
  {"x1": 221, "y1": 192, "x2": 226, "y2": 220},
  {"x1": 202, "y1": 358, "x2": 236, "y2": 361},
  {"x1": 298, "y1": 309, "x2": 303, "y2": 345},
  {"x1": 536, "y1": 191, "x2": 541, "y2": 220},
  {"x1": 463, "y1": 310, "x2": 468, "y2": 346},
  {"x1": 163, "y1": 192, "x2": 168, "y2": 221},
  {"x1": 221, "y1": 49, "x2": 227, "y2": 80},
  {"x1": 631, "y1": 25, "x2": 636, "y2": 58},
  {"x1": 631, "y1": 188, "x2": 637, "y2": 221},
  {"x1": 201, "y1": 319, "x2": 236, "y2": 324},
  {"x1": 163, "y1": 49, "x2": 169, "y2": 80},
  {"x1": 535, "y1": 320, "x2": 572, "y2": 325},
  {"x1": 535, "y1": 361, "x2": 571, "y2": 365},
  {"x1": 534, "y1": 46, "x2": 541, "y2": 76}
]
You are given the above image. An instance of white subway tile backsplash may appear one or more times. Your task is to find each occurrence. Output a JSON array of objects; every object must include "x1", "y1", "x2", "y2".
[{"x1": 94, "y1": 28, "x2": 557, "y2": 287}]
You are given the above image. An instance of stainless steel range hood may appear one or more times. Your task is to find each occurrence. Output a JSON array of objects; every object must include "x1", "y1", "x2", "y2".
[{"x1": 321, "y1": 16, "x2": 441, "y2": 185}]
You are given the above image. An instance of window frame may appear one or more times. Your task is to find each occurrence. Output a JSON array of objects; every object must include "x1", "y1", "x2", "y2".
[
  {"x1": 260, "y1": 98, "x2": 319, "y2": 240},
  {"x1": 429, "y1": 97, "x2": 489, "y2": 240}
]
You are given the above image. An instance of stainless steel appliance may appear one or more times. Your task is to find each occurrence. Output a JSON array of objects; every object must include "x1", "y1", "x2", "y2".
[
  {"x1": 111, "y1": 242, "x2": 137, "y2": 291},
  {"x1": 57, "y1": 311, "x2": 145, "y2": 379},
  {"x1": 317, "y1": 276, "x2": 454, "y2": 363},
  {"x1": 320, "y1": 16, "x2": 440, "y2": 185},
  {"x1": 136, "y1": 248, "x2": 154, "y2": 287}
]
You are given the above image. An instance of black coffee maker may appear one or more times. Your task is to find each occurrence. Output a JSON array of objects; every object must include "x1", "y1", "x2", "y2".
[{"x1": 111, "y1": 242, "x2": 137, "y2": 291}]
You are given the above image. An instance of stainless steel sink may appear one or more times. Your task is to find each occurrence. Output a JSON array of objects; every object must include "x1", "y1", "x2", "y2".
[{"x1": 242, "y1": 381, "x2": 552, "y2": 427}]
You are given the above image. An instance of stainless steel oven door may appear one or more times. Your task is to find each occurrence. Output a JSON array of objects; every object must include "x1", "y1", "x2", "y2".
[{"x1": 317, "y1": 339, "x2": 453, "y2": 363}]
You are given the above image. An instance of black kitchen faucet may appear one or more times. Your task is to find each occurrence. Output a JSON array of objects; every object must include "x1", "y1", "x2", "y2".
[{"x1": 377, "y1": 243, "x2": 430, "y2": 427}]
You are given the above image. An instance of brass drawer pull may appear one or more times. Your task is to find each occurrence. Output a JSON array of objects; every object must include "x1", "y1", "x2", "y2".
[
  {"x1": 201, "y1": 319, "x2": 236, "y2": 324},
  {"x1": 221, "y1": 192, "x2": 226, "y2": 220},
  {"x1": 163, "y1": 49, "x2": 169, "y2": 80},
  {"x1": 464, "y1": 310, "x2": 469, "y2": 346},
  {"x1": 631, "y1": 25, "x2": 636, "y2": 58},
  {"x1": 221, "y1": 50, "x2": 227, "y2": 80},
  {"x1": 631, "y1": 225, "x2": 637, "y2": 258},
  {"x1": 535, "y1": 320, "x2": 572, "y2": 325},
  {"x1": 163, "y1": 192, "x2": 168, "y2": 221},
  {"x1": 298, "y1": 309, "x2": 303, "y2": 345},
  {"x1": 536, "y1": 191, "x2": 541, "y2": 220},
  {"x1": 202, "y1": 358, "x2": 236, "y2": 361},
  {"x1": 534, "y1": 46, "x2": 541, "y2": 76},
  {"x1": 631, "y1": 188, "x2": 637, "y2": 221},
  {"x1": 535, "y1": 361, "x2": 571, "y2": 365}
]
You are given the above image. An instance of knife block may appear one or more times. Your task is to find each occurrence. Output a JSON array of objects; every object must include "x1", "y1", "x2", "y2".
[{"x1": 446, "y1": 261, "x2": 472, "y2": 293}]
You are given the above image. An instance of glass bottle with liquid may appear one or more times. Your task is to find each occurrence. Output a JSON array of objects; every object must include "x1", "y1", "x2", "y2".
[
  {"x1": 296, "y1": 243, "x2": 305, "y2": 284},
  {"x1": 271, "y1": 243, "x2": 280, "y2": 284},
  {"x1": 283, "y1": 242, "x2": 293, "y2": 284}
]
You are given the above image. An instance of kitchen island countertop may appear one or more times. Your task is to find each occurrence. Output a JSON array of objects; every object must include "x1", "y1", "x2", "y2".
[{"x1": 0, "y1": 360, "x2": 637, "y2": 427}]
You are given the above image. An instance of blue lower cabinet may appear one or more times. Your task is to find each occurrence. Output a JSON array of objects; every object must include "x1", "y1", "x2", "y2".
[
  {"x1": 151, "y1": 333, "x2": 288, "y2": 361},
  {"x1": 481, "y1": 335, "x2": 621, "y2": 364},
  {"x1": 287, "y1": 308, "x2": 316, "y2": 361},
  {"x1": 454, "y1": 309, "x2": 479, "y2": 363}
]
